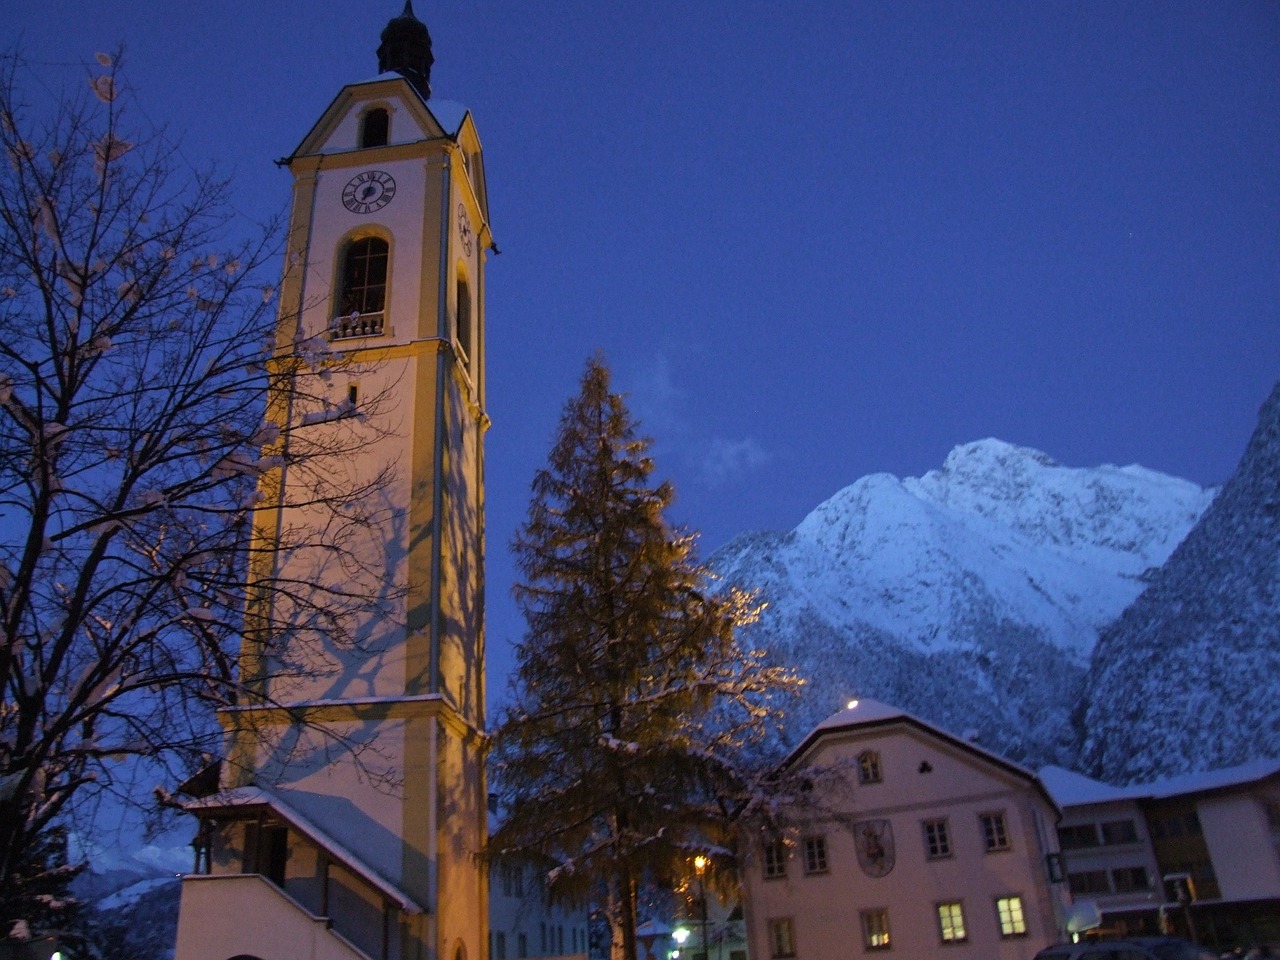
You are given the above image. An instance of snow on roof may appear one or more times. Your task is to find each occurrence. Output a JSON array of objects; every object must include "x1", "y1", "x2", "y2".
[
  {"x1": 347, "y1": 73, "x2": 469, "y2": 134},
  {"x1": 1038, "y1": 765, "x2": 1141, "y2": 807},
  {"x1": 1040, "y1": 756, "x2": 1280, "y2": 808},
  {"x1": 814, "y1": 697, "x2": 908, "y2": 731},
  {"x1": 796, "y1": 698, "x2": 1048, "y2": 803},
  {"x1": 184, "y1": 785, "x2": 424, "y2": 913},
  {"x1": 1142, "y1": 756, "x2": 1280, "y2": 797}
]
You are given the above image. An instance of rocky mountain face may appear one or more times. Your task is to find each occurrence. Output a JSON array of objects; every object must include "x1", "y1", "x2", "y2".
[
  {"x1": 1075, "y1": 384, "x2": 1280, "y2": 783},
  {"x1": 709, "y1": 439, "x2": 1214, "y2": 767}
]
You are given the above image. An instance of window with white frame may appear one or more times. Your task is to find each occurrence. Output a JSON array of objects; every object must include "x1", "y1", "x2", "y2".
[
  {"x1": 860, "y1": 909, "x2": 890, "y2": 950},
  {"x1": 923, "y1": 818, "x2": 951, "y2": 859},
  {"x1": 763, "y1": 838, "x2": 787, "y2": 879},
  {"x1": 995, "y1": 896, "x2": 1027, "y2": 937},
  {"x1": 980, "y1": 812, "x2": 1010, "y2": 851},
  {"x1": 857, "y1": 750, "x2": 883, "y2": 785},
  {"x1": 768, "y1": 918, "x2": 796, "y2": 959},
  {"x1": 802, "y1": 835, "x2": 828, "y2": 874},
  {"x1": 936, "y1": 902, "x2": 966, "y2": 943}
]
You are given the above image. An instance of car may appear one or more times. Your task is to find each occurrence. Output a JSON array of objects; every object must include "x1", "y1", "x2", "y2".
[{"x1": 1033, "y1": 938, "x2": 1217, "y2": 960}]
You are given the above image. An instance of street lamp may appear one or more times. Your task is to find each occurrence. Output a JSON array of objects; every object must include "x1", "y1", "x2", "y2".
[
  {"x1": 671, "y1": 926, "x2": 691, "y2": 959},
  {"x1": 693, "y1": 856, "x2": 710, "y2": 960}
]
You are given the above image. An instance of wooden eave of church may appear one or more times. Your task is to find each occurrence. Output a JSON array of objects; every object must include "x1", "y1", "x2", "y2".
[{"x1": 184, "y1": 785, "x2": 427, "y2": 915}]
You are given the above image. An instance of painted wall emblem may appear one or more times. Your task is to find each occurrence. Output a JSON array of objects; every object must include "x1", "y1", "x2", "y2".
[{"x1": 853, "y1": 819, "x2": 895, "y2": 877}]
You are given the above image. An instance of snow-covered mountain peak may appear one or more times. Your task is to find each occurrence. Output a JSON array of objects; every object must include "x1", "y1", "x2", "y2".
[
  {"x1": 711, "y1": 439, "x2": 1214, "y2": 765},
  {"x1": 792, "y1": 441, "x2": 1212, "y2": 582}
]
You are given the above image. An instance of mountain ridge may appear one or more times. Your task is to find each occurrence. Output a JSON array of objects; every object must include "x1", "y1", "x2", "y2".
[
  {"x1": 1075, "y1": 383, "x2": 1280, "y2": 782},
  {"x1": 710, "y1": 437, "x2": 1214, "y2": 765}
]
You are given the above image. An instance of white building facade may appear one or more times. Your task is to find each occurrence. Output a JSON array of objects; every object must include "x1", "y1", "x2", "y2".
[
  {"x1": 742, "y1": 700, "x2": 1070, "y2": 960},
  {"x1": 174, "y1": 5, "x2": 493, "y2": 960}
]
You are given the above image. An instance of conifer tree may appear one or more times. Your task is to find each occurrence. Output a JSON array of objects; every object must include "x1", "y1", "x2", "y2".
[{"x1": 492, "y1": 355, "x2": 799, "y2": 960}]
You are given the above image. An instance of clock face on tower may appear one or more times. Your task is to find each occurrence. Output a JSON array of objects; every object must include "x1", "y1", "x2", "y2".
[{"x1": 342, "y1": 170, "x2": 397, "y2": 214}]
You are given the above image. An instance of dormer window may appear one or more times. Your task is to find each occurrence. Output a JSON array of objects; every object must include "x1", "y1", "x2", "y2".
[
  {"x1": 360, "y1": 108, "x2": 389, "y2": 148},
  {"x1": 858, "y1": 750, "x2": 883, "y2": 784}
]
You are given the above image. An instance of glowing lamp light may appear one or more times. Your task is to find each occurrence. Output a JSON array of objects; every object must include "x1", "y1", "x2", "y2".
[
  {"x1": 672, "y1": 928, "x2": 691, "y2": 946},
  {"x1": 693, "y1": 854, "x2": 708, "y2": 873},
  {"x1": 847, "y1": 699, "x2": 859, "y2": 710}
]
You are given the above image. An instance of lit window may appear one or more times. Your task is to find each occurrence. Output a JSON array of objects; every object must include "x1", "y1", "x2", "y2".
[
  {"x1": 980, "y1": 812, "x2": 1010, "y2": 852},
  {"x1": 768, "y1": 918, "x2": 795, "y2": 959},
  {"x1": 858, "y1": 750, "x2": 882, "y2": 785},
  {"x1": 860, "y1": 910, "x2": 890, "y2": 950},
  {"x1": 763, "y1": 839, "x2": 787, "y2": 880},
  {"x1": 923, "y1": 818, "x2": 951, "y2": 859},
  {"x1": 995, "y1": 896, "x2": 1027, "y2": 937},
  {"x1": 802, "y1": 836, "x2": 828, "y2": 874},
  {"x1": 936, "y1": 902, "x2": 966, "y2": 943}
]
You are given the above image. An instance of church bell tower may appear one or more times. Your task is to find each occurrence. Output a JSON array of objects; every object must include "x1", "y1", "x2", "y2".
[{"x1": 174, "y1": 5, "x2": 492, "y2": 959}]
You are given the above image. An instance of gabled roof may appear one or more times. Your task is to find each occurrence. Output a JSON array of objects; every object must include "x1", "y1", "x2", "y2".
[
  {"x1": 787, "y1": 698, "x2": 1058, "y2": 811},
  {"x1": 286, "y1": 72, "x2": 473, "y2": 162},
  {"x1": 185, "y1": 784, "x2": 425, "y2": 914},
  {"x1": 1041, "y1": 756, "x2": 1280, "y2": 809}
]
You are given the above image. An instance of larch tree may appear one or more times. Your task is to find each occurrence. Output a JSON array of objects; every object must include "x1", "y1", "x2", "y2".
[
  {"x1": 0, "y1": 53, "x2": 398, "y2": 936},
  {"x1": 491, "y1": 355, "x2": 800, "y2": 960}
]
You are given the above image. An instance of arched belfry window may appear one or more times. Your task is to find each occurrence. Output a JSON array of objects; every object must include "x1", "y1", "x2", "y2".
[
  {"x1": 360, "y1": 108, "x2": 389, "y2": 148},
  {"x1": 334, "y1": 236, "x2": 388, "y2": 339},
  {"x1": 456, "y1": 274, "x2": 472, "y2": 371}
]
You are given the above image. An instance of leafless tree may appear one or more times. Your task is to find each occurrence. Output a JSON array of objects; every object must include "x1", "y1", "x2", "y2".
[{"x1": 0, "y1": 51, "x2": 399, "y2": 933}]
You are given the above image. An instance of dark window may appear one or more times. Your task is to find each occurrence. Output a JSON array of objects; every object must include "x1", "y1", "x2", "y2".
[
  {"x1": 802, "y1": 836, "x2": 828, "y2": 874},
  {"x1": 517, "y1": 934, "x2": 527, "y2": 959},
  {"x1": 1067, "y1": 870, "x2": 1111, "y2": 895},
  {"x1": 456, "y1": 276, "x2": 472, "y2": 367},
  {"x1": 336, "y1": 237, "x2": 389, "y2": 337},
  {"x1": 1112, "y1": 866, "x2": 1151, "y2": 892},
  {"x1": 981, "y1": 812, "x2": 1010, "y2": 851},
  {"x1": 360, "y1": 108, "x2": 389, "y2": 148},
  {"x1": 246, "y1": 822, "x2": 288, "y2": 886},
  {"x1": 923, "y1": 819, "x2": 951, "y2": 859},
  {"x1": 1058, "y1": 823, "x2": 1100, "y2": 849},
  {"x1": 763, "y1": 839, "x2": 787, "y2": 880},
  {"x1": 858, "y1": 750, "x2": 882, "y2": 784},
  {"x1": 1101, "y1": 819, "x2": 1139, "y2": 845},
  {"x1": 768, "y1": 918, "x2": 795, "y2": 959}
]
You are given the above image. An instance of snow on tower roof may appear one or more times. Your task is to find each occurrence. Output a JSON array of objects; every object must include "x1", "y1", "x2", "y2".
[{"x1": 346, "y1": 72, "x2": 470, "y2": 134}]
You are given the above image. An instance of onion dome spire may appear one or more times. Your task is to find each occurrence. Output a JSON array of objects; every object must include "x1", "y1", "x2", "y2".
[{"x1": 378, "y1": 1, "x2": 434, "y2": 98}]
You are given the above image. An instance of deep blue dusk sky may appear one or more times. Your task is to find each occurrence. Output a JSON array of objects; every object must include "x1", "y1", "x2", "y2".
[{"x1": 12, "y1": 1, "x2": 1278, "y2": 706}]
